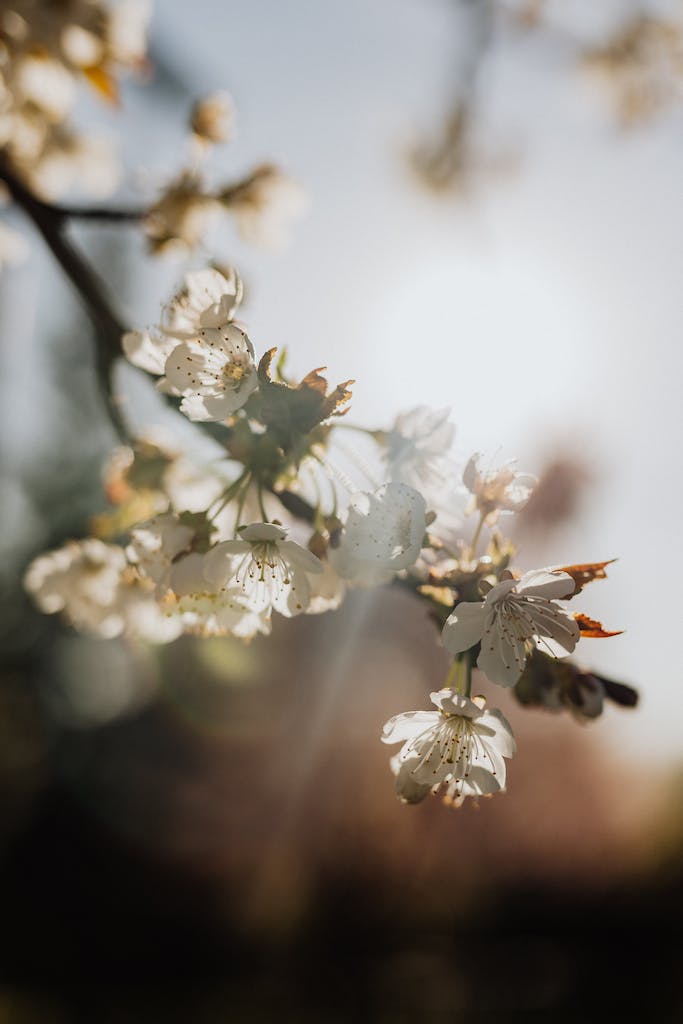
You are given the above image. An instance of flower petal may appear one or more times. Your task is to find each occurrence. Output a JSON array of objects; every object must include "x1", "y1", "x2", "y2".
[
  {"x1": 516, "y1": 569, "x2": 576, "y2": 600},
  {"x1": 441, "y1": 602, "x2": 486, "y2": 654},
  {"x1": 381, "y1": 711, "x2": 440, "y2": 745}
]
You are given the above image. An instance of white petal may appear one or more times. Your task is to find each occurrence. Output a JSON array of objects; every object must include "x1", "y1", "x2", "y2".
[
  {"x1": 203, "y1": 540, "x2": 251, "y2": 586},
  {"x1": 478, "y1": 708, "x2": 516, "y2": 758},
  {"x1": 516, "y1": 569, "x2": 576, "y2": 600},
  {"x1": 391, "y1": 753, "x2": 434, "y2": 804},
  {"x1": 122, "y1": 329, "x2": 174, "y2": 376},
  {"x1": 441, "y1": 602, "x2": 486, "y2": 654},
  {"x1": 240, "y1": 523, "x2": 288, "y2": 543},
  {"x1": 477, "y1": 621, "x2": 528, "y2": 687},
  {"x1": 279, "y1": 540, "x2": 324, "y2": 575},
  {"x1": 430, "y1": 690, "x2": 481, "y2": 718},
  {"x1": 381, "y1": 710, "x2": 440, "y2": 745}
]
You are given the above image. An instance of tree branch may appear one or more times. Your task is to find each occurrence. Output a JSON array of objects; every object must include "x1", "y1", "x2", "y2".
[{"x1": 0, "y1": 159, "x2": 130, "y2": 438}]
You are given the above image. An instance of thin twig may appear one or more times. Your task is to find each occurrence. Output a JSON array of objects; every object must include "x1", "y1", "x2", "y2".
[{"x1": 54, "y1": 204, "x2": 145, "y2": 222}]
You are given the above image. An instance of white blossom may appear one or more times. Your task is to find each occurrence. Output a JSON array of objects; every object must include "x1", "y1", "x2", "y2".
[
  {"x1": 306, "y1": 559, "x2": 346, "y2": 615},
  {"x1": 146, "y1": 174, "x2": 221, "y2": 255},
  {"x1": 330, "y1": 482, "x2": 427, "y2": 586},
  {"x1": 127, "y1": 514, "x2": 195, "y2": 595},
  {"x1": 162, "y1": 267, "x2": 243, "y2": 338},
  {"x1": 23, "y1": 538, "x2": 182, "y2": 643},
  {"x1": 224, "y1": 165, "x2": 308, "y2": 248},
  {"x1": 122, "y1": 266, "x2": 242, "y2": 380},
  {"x1": 105, "y1": 0, "x2": 151, "y2": 66},
  {"x1": 25, "y1": 539, "x2": 127, "y2": 637},
  {"x1": 442, "y1": 569, "x2": 580, "y2": 687},
  {"x1": 156, "y1": 547, "x2": 271, "y2": 639},
  {"x1": 203, "y1": 523, "x2": 323, "y2": 618},
  {"x1": 382, "y1": 689, "x2": 516, "y2": 804},
  {"x1": 191, "y1": 91, "x2": 234, "y2": 145},
  {"x1": 463, "y1": 453, "x2": 535, "y2": 518},
  {"x1": 163, "y1": 323, "x2": 258, "y2": 421},
  {"x1": 122, "y1": 328, "x2": 178, "y2": 377},
  {"x1": 385, "y1": 405, "x2": 455, "y2": 494}
]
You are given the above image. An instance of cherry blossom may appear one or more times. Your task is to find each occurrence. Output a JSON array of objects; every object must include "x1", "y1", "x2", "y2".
[
  {"x1": 203, "y1": 523, "x2": 323, "y2": 618},
  {"x1": 442, "y1": 569, "x2": 580, "y2": 687},
  {"x1": 330, "y1": 482, "x2": 427, "y2": 586},
  {"x1": 382, "y1": 689, "x2": 516, "y2": 805}
]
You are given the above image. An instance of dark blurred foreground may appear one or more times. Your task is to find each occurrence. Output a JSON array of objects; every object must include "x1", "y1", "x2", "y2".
[{"x1": 0, "y1": 592, "x2": 681, "y2": 1023}]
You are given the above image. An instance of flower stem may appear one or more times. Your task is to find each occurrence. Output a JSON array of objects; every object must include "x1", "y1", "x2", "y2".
[
  {"x1": 232, "y1": 473, "x2": 252, "y2": 535},
  {"x1": 467, "y1": 511, "x2": 488, "y2": 562},
  {"x1": 445, "y1": 654, "x2": 472, "y2": 697},
  {"x1": 257, "y1": 481, "x2": 269, "y2": 523},
  {"x1": 207, "y1": 468, "x2": 249, "y2": 520}
]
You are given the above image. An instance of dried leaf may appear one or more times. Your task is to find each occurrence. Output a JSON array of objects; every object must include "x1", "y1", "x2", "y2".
[
  {"x1": 82, "y1": 64, "x2": 120, "y2": 106},
  {"x1": 557, "y1": 559, "x2": 616, "y2": 594},
  {"x1": 256, "y1": 348, "x2": 353, "y2": 447},
  {"x1": 574, "y1": 613, "x2": 623, "y2": 638}
]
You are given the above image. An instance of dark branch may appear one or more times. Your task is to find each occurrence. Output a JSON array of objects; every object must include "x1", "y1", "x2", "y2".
[
  {"x1": 53, "y1": 204, "x2": 145, "y2": 222},
  {"x1": 0, "y1": 158, "x2": 130, "y2": 438}
]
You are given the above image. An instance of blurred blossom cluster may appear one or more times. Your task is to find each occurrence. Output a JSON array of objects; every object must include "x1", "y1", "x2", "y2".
[
  {"x1": 0, "y1": 0, "x2": 149, "y2": 200},
  {"x1": 583, "y1": 15, "x2": 683, "y2": 127},
  {"x1": 411, "y1": 3, "x2": 683, "y2": 194},
  {"x1": 0, "y1": 0, "x2": 305, "y2": 257}
]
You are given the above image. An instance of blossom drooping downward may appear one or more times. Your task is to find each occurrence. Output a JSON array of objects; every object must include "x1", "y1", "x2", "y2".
[
  {"x1": 382, "y1": 689, "x2": 516, "y2": 805},
  {"x1": 442, "y1": 569, "x2": 580, "y2": 687}
]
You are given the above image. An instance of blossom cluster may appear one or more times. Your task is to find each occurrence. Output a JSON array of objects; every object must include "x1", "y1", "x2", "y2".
[
  {"x1": 24, "y1": 264, "x2": 632, "y2": 812},
  {"x1": 0, "y1": 0, "x2": 149, "y2": 200},
  {"x1": 0, "y1": 1, "x2": 305, "y2": 261}
]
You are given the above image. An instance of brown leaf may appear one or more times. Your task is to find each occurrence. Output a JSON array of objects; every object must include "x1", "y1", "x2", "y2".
[
  {"x1": 574, "y1": 613, "x2": 623, "y2": 638},
  {"x1": 557, "y1": 559, "x2": 616, "y2": 594},
  {"x1": 82, "y1": 64, "x2": 120, "y2": 106},
  {"x1": 256, "y1": 348, "x2": 353, "y2": 444}
]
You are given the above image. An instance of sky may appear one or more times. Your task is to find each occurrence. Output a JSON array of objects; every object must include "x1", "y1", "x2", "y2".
[{"x1": 2, "y1": 0, "x2": 682, "y2": 761}]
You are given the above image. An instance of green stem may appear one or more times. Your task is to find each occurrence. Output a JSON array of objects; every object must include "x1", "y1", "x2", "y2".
[
  {"x1": 467, "y1": 511, "x2": 488, "y2": 562},
  {"x1": 232, "y1": 473, "x2": 252, "y2": 535},
  {"x1": 207, "y1": 468, "x2": 249, "y2": 521},
  {"x1": 257, "y1": 481, "x2": 269, "y2": 523},
  {"x1": 445, "y1": 654, "x2": 472, "y2": 697}
]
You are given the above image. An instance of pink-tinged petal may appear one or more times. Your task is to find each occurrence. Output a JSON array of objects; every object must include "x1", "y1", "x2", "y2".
[
  {"x1": 516, "y1": 569, "x2": 576, "y2": 600},
  {"x1": 381, "y1": 711, "x2": 440, "y2": 745},
  {"x1": 441, "y1": 602, "x2": 486, "y2": 655}
]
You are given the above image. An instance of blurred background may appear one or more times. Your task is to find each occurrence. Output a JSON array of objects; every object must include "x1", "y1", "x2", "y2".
[{"x1": 1, "y1": 0, "x2": 682, "y2": 1019}]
